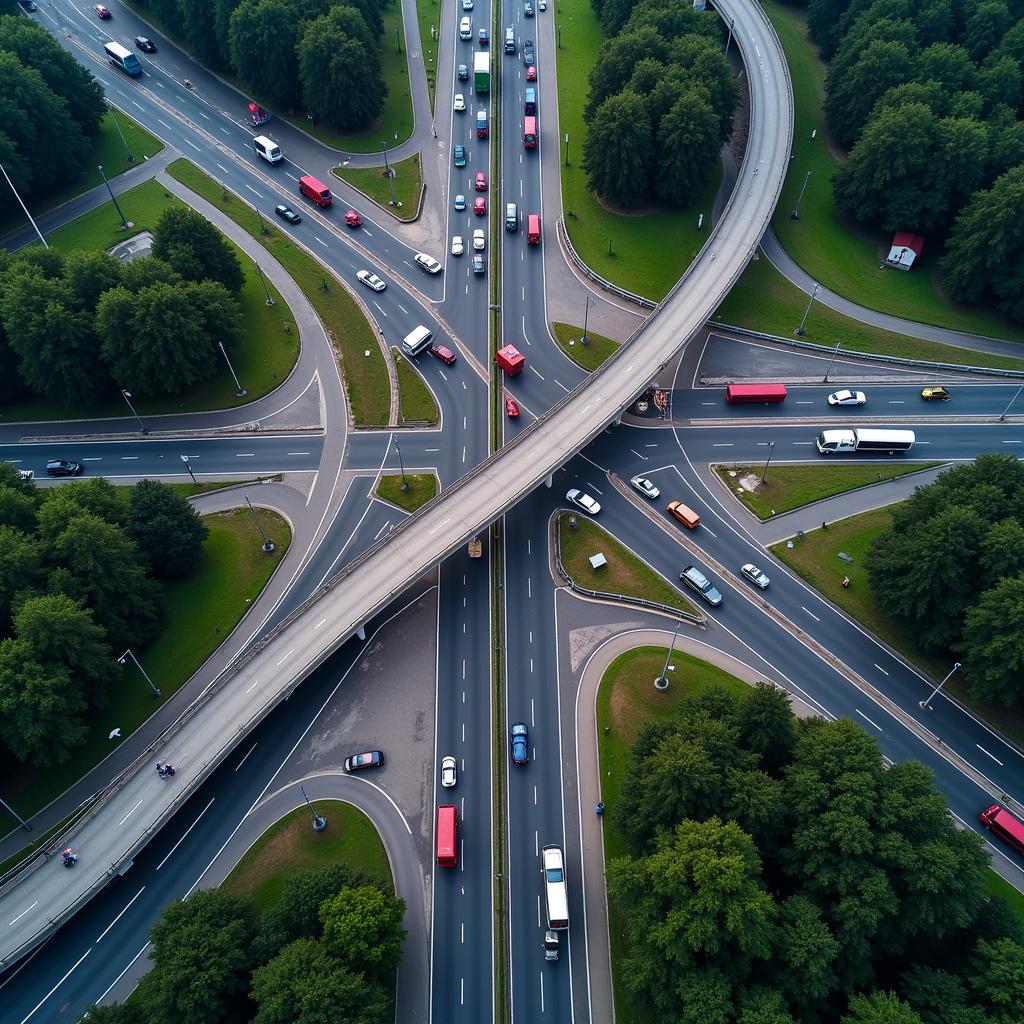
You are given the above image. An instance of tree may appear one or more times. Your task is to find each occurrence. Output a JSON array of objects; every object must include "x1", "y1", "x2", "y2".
[
  {"x1": 770, "y1": 895, "x2": 839, "y2": 1016},
  {"x1": 825, "y1": 40, "x2": 913, "y2": 148},
  {"x1": 964, "y1": 0, "x2": 1013, "y2": 62},
  {"x1": 807, "y1": 0, "x2": 858, "y2": 59},
  {"x1": 653, "y1": 90, "x2": 720, "y2": 205},
  {"x1": 737, "y1": 989, "x2": 798, "y2": 1024},
  {"x1": 978, "y1": 54, "x2": 1022, "y2": 115},
  {"x1": 212, "y1": 0, "x2": 245, "y2": 68},
  {"x1": 62, "y1": 250, "x2": 123, "y2": 311},
  {"x1": 980, "y1": 518, "x2": 1024, "y2": 581},
  {"x1": 74, "y1": 1004, "x2": 144, "y2": 1024},
  {"x1": 622, "y1": 0, "x2": 722, "y2": 45},
  {"x1": 229, "y1": 0, "x2": 307, "y2": 106},
  {"x1": 667, "y1": 33, "x2": 738, "y2": 142},
  {"x1": 585, "y1": 28, "x2": 668, "y2": 119},
  {"x1": 36, "y1": 478, "x2": 126, "y2": 542},
  {"x1": 151, "y1": 208, "x2": 244, "y2": 293},
  {"x1": 869, "y1": 80, "x2": 950, "y2": 121},
  {"x1": 969, "y1": 938, "x2": 1024, "y2": 1023},
  {"x1": 97, "y1": 280, "x2": 242, "y2": 395},
  {"x1": 319, "y1": 885, "x2": 406, "y2": 983},
  {"x1": 146, "y1": 889, "x2": 256, "y2": 1024},
  {"x1": 959, "y1": 574, "x2": 1024, "y2": 704},
  {"x1": 0, "y1": 638, "x2": 86, "y2": 764},
  {"x1": 117, "y1": 255, "x2": 183, "y2": 293},
  {"x1": 940, "y1": 165, "x2": 1024, "y2": 322},
  {"x1": 250, "y1": 938, "x2": 390, "y2": 1024},
  {"x1": 125, "y1": 480, "x2": 208, "y2": 579},
  {"x1": 0, "y1": 525, "x2": 41, "y2": 627},
  {"x1": 736, "y1": 681, "x2": 796, "y2": 774},
  {"x1": 0, "y1": 486, "x2": 39, "y2": 534},
  {"x1": 900, "y1": 966, "x2": 972, "y2": 1024},
  {"x1": 842, "y1": 991, "x2": 925, "y2": 1024},
  {"x1": 914, "y1": 43, "x2": 979, "y2": 95},
  {"x1": 178, "y1": 0, "x2": 230, "y2": 67},
  {"x1": 583, "y1": 91, "x2": 653, "y2": 206}
]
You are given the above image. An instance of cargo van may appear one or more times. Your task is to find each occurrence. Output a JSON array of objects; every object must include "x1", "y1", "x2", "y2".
[
  {"x1": 505, "y1": 202, "x2": 518, "y2": 231},
  {"x1": 298, "y1": 174, "x2": 332, "y2": 207},
  {"x1": 402, "y1": 325, "x2": 433, "y2": 357},
  {"x1": 253, "y1": 135, "x2": 282, "y2": 163},
  {"x1": 667, "y1": 501, "x2": 700, "y2": 529},
  {"x1": 504, "y1": 26, "x2": 516, "y2": 53},
  {"x1": 459, "y1": 15, "x2": 472, "y2": 39},
  {"x1": 476, "y1": 109, "x2": 488, "y2": 138},
  {"x1": 527, "y1": 214, "x2": 541, "y2": 245},
  {"x1": 524, "y1": 87, "x2": 536, "y2": 115}
]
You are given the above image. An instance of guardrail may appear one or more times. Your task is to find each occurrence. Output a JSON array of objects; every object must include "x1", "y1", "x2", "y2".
[{"x1": 557, "y1": 219, "x2": 657, "y2": 309}]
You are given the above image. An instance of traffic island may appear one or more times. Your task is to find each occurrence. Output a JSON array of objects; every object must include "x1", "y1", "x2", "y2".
[
  {"x1": 392, "y1": 348, "x2": 439, "y2": 424},
  {"x1": 376, "y1": 473, "x2": 438, "y2": 514},
  {"x1": 335, "y1": 155, "x2": 423, "y2": 222},
  {"x1": 551, "y1": 321, "x2": 619, "y2": 371}
]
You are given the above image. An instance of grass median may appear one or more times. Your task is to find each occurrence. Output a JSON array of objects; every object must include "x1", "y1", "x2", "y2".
[
  {"x1": 335, "y1": 155, "x2": 422, "y2": 218},
  {"x1": 557, "y1": 513, "x2": 697, "y2": 616},
  {"x1": 764, "y1": 0, "x2": 1022, "y2": 342},
  {"x1": 415, "y1": 0, "x2": 442, "y2": 108},
  {"x1": 714, "y1": 462, "x2": 944, "y2": 520},
  {"x1": 376, "y1": 472, "x2": 438, "y2": 513},
  {"x1": 168, "y1": 159, "x2": 391, "y2": 425},
  {"x1": 1, "y1": 507, "x2": 290, "y2": 818},
  {"x1": 551, "y1": 320, "x2": 619, "y2": 371},
  {"x1": 392, "y1": 348, "x2": 439, "y2": 423}
]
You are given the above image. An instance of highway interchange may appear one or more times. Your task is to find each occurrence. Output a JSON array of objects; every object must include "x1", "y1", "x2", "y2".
[{"x1": 1, "y1": 0, "x2": 1024, "y2": 1020}]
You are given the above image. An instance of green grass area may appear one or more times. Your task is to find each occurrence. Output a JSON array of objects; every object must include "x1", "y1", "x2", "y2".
[
  {"x1": 715, "y1": 255, "x2": 1024, "y2": 371},
  {"x1": 554, "y1": 0, "x2": 720, "y2": 300},
  {"x1": 392, "y1": 348, "x2": 439, "y2": 423},
  {"x1": 715, "y1": 462, "x2": 944, "y2": 520},
  {"x1": 375, "y1": 472, "x2": 438, "y2": 513},
  {"x1": 0, "y1": 112, "x2": 163, "y2": 237},
  {"x1": 551, "y1": 320, "x2": 619, "y2": 370},
  {"x1": 984, "y1": 870, "x2": 1024, "y2": 926},
  {"x1": 764, "y1": 0, "x2": 1023, "y2": 342},
  {"x1": 224, "y1": 801, "x2": 392, "y2": 914},
  {"x1": 169, "y1": 159, "x2": 391, "y2": 425},
  {"x1": 415, "y1": 0, "x2": 442, "y2": 108},
  {"x1": 596, "y1": 649, "x2": 753, "y2": 1023},
  {"x1": 558, "y1": 513, "x2": 697, "y2": 615},
  {"x1": 1, "y1": 507, "x2": 290, "y2": 818},
  {"x1": 335, "y1": 155, "x2": 422, "y2": 219}
]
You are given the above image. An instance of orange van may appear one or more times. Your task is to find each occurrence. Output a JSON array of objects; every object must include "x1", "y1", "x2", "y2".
[
  {"x1": 667, "y1": 501, "x2": 700, "y2": 529},
  {"x1": 299, "y1": 174, "x2": 333, "y2": 208},
  {"x1": 527, "y1": 213, "x2": 541, "y2": 245}
]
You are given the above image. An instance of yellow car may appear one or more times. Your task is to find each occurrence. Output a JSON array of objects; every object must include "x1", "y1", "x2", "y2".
[{"x1": 921, "y1": 386, "x2": 951, "y2": 400}]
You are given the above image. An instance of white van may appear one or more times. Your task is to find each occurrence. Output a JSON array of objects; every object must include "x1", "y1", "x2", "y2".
[
  {"x1": 402, "y1": 325, "x2": 433, "y2": 357},
  {"x1": 253, "y1": 135, "x2": 282, "y2": 163},
  {"x1": 459, "y1": 15, "x2": 472, "y2": 39}
]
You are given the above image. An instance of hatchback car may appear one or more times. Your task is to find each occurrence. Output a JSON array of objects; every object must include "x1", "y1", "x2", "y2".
[
  {"x1": 539, "y1": 0, "x2": 546, "y2": 9},
  {"x1": 134, "y1": 36, "x2": 156, "y2": 51},
  {"x1": 473, "y1": 228, "x2": 485, "y2": 251},
  {"x1": 430, "y1": 343, "x2": 457, "y2": 365},
  {"x1": 344, "y1": 750, "x2": 383, "y2": 772},
  {"x1": 454, "y1": 193, "x2": 466, "y2": 211},
  {"x1": 441, "y1": 755, "x2": 457, "y2": 788},
  {"x1": 630, "y1": 475, "x2": 660, "y2": 499},
  {"x1": 679, "y1": 565, "x2": 723, "y2": 607},
  {"x1": 526, "y1": 64, "x2": 537, "y2": 80},
  {"x1": 356, "y1": 269, "x2": 385, "y2": 291},
  {"x1": 451, "y1": 235, "x2": 465, "y2": 256},
  {"x1": 921, "y1": 386, "x2": 951, "y2": 400},
  {"x1": 827, "y1": 389, "x2": 866, "y2": 406},
  {"x1": 511, "y1": 722, "x2": 528, "y2": 765},
  {"x1": 473, "y1": 196, "x2": 486, "y2": 215},
  {"x1": 93, "y1": 4, "x2": 110, "y2": 17},
  {"x1": 46, "y1": 459, "x2": 82, "y2": 477},
  {"x1": 474, "y1": 171, "x2": 488, "y2": 191},
  {"x1": 740, "y1": 563, "x2": 770, "y2": 589},
  {"x1": 274, "y1": 204, "x2": 301, "y2": 224},
  {"x1": 523, "y1": 41, "x2": 535, "y2": 63},
  {"x1": 454, "y1": 93, "x2": 466, "y2": 112},
  {"x1": 453, "y1": 145, "x2": 467, "y2": 168},
  {"x1": 472, "y1": 254, "x2": 486, "y2": 274},
  {"x1": 414, "y1": 252, "x2": 443, "y2": 274},
  {"x1": 344, "y1": 209, "x2": 363, "y2": 228},
  {"x1": 458, "y1": 63, "x2": 469, "y2": 80},
  {"x1": 566, "y1": 488, "x2": 600, "y2": 514},
  {"x1": 524, "y1": 1, "x2": 534, "y2": 13},
  {"x1": 479, "y1": 27, "x2": 489, "y2": 45},
  {"x1": 505, "y1": 397, "x2": 520, "y2": 417},
  {"x1": 463, "y1": 0, "x2": 473, "y2": 7}
]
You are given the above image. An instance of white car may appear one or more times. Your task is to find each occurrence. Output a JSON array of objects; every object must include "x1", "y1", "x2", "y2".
[
  {"x1": 740, "y1": 563, "x2": 770, "y2": 589},
  {"x1": 827, "y1": 389, "x2": 866, "y2": 406},
  {"x1": 462, "y1": 0, "x2": 473, "y2": 7},
  {"x1": 566, "y1": 488, "x2": 600, "y2": 515},
  {"x1": 538, "y1": 0, "x2": 546, "y2": 9},
  {"x1": 451, "y1": 235, "x2": 465, "y2": 256},
  {"x1": 630, "y1": 475, "x2": 659, "y2": 499},
  {"x1": 459, "y1": 15, "x2": 472, "y2": 38},
  {"x1": 473, "y1": 228, "x2": 485, "y2": 251},
  {"x1": 454, "y1": 92, "x2": 466, "y2": 112},
  {"x1": 441, "y1": 755, "x2": 457, "y2": 787},
  {"x1": 414, "y1": 252, "x2": 443, "y2": 274},
  {"x1": 356, "y1": 269, "x2": 386, "y2": 292}
]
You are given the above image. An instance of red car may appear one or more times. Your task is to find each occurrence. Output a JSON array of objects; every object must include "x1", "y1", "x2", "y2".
[
  {"x1": 93, "y1": 3, "x2": 111, "y2": 16},
  {"x1": 526, "y1": 65, "x2": 537, "y2": 81},
  {"x1": 473, "y1": 196, "x2": 486, "y2": 215},
  {"x1": 344, "y1": 209, "x2": 363, "y2": 228},
  {"x1": 505, "y1": 397, "x2": 520, "y2": 418},
  {"x1": 430, "y1": 343, "x2": 457, "y2": 365},
  {"x1": 474, "y1": 172, "x2": 488, "y2": 192}
]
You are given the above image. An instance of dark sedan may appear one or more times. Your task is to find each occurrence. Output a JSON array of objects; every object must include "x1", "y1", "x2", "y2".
[
  {"x1": 46, "y1": 459, "x2": 83, "y2": 477},
  {"x1": 134, "y1": 36, "x2": 157, "y2": 52},
  {"x1": 275, "y1": 204, "x2": 302, "y2": 224}
]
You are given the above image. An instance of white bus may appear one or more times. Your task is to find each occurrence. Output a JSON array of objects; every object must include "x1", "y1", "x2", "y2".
[
  {"x1": 541, "y1": 845, "x2": 568, "y2": 930},
  {"x1": 104, "y1": 41, "x2": 143, "y2": 76},
  {"x1": 815, "y1": 428, "x2": 915, "y2": 455}
]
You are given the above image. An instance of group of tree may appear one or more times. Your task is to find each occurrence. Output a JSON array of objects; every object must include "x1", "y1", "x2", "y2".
[
  {"x1": 137, "y1": 0, "x2": 388, "y2": 130},
  {"x1": 607, "y1": 681, "x2": 1024, "y2": 1023},
  {"x1": 807, "y1": 0, "x2": 1024, "y2": 322},
  {"x1": 0, "y1": 208, "x2": 244, "y2": 407},
  {"x1": 0, "y1": 467, "x2": 207, "y2": 767},
  {"x1": 78, "y1": 863, "x2": 405, "y2": 1024},
  {"x1": 580, "y1": 0, "x2": 737, "y2": 207},
  {"x1": 0, "y1": 17, "x2": 106, "y2": 204},
  {"x1": 865, "y1": 452, "x2": 1024, "y2": 707}
]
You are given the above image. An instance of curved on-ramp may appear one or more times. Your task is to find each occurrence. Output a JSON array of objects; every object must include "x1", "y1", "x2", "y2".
[{"x1": 0, "y1": 0, "x2": 792, "y2": 968}]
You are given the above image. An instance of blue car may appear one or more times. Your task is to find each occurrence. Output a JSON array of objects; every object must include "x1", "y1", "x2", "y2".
[
  {"x1": 454, "y1": 144, "x2": 467, "y2": 168},
  {"x1": 454, "y1": 193, "x2": 466, "y2": 210},
  {"x1": 511, "y1": 722, "x2": 528, "y2": 765}
]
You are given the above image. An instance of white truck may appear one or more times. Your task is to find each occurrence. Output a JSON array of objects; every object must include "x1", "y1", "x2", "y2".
[{"x1": 815, "y1": 428, "x2": 916, "y2": 455}]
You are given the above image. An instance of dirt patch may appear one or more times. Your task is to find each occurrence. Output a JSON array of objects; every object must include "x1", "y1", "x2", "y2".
[{"x1": 229, "y1": 827, "x2": 302, "y2": 898}]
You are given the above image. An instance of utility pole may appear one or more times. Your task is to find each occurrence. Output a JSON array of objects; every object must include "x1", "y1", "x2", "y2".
[
  {"x1": 580, "y1": 295, "x2": 590, "y2": 345},
  {"x1": 244, "y1": 493, "x2": 275, "y2": 552},
  {"x1": 823, "y1": 337, "x2": 842, "y2": 383},
  {"x1": 0, "y1": 163, "x2": 47, "y2": 248},
  {"x1": 795, "y1": 283, "x2": 820, "y2": 337},
  {"x1": 919, "y1": 662, "x2": 962, "y2": 710},
  {"x1": 107, "y1": 101, "x2": 134, "y2": 161},
  {"x1": 300, "y1": 784, "x2": 327, "y2": 831},
  {"x1": 654, "y1": 623, "x2": 680, "y2": 691},
  {"x1": 999, "y1": 383, "x2": 1024, "y2": 421},
  {"x1": 120, "y1": 389, "x2": 147, "y2": 434},
  {"x1": 117, "y1": 648, "x2": 162, "y2": 698},
  {"x1": 760, "y1": 440, "x2": 776, "y2": 484},
  {"x1": 218, "y1": 341, "x2": 246, "y2": 397},
  {"x1": 394, "y1": 437, "x2": 409, "y2": 491},
  {"x1": 255, "y1": 263, "x2": 275, "y2": 305},
  {"x1": 180, "y1": 454, "x2": 198, "y2": 485},
  {"x1": 98, "y1": 164, "x2": 128, "y2": 229},
  {"x1": 790, "y1": 170, "x2": 811, "y2": 220},
  {"x1": 0, "y1": 794, "x2": 32, "y2": 832}
]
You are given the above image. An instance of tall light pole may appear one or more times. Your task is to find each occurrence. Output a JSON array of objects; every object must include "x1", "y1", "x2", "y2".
[
  {"x1": 180, "y1": 454, "x2": 197, "y2": 486},
  {"x1": 107, "y1": 101, "x2": 134, "y2": 162},
  {"x1": 244, "y1": 493, "x2": 275, "y2": 552},
  {"x1": 254, "y1": 263, "x2": 275, "y2": 306},
  {"x1": 794, "y1": 283, "x2": 820, "y2": 336},
  {"x1": 120, "y1": 389, "x2": 147, "y2": 434},
  {"x1": 380, "y1": 139, "x2": 391, "y2": 177},
  {"x1": 760, "y1": 440, "x2": 775, "y2": 484},
  {"x1": 580, "y1": 295, "x2": 590, "y2": 345},
  {"x1": 0, "y1": 794, "x2": 32, "y2": 832},
  {"x1": 300, "y1": 783, "x2": 327, "y2": 831},
  {"x1": 394, "y1": 437, "x2": 409, "y2": 491},
  {"x1": 98, "y1": 164, "x2": 128, "y2": 229},
  {"x1": 218, "y1": 341, "x2": 246, "y2": 397},
  {"x1": 999, "y1": 383, "x2": 1024, "y2": 421},
  {"x1": 117, "y1": 648, "x2": 162, "y2": 698},
  {"x1": 654, "y1": 623, "x2": 680, "y2": 691},
  {"x1": 823, "y1": 337, "x2": 842, "y2": 383},
  {"x1": 790, "y1": 170, "x2": 811, "y2": 220},
  {"x1": 919, "y1": 662, "x2": 961, "y2": 710},
  {"x1": 1, "y1": 162, "x2": 47, "y2": 248},
  {"x1": 564, "y1": 132, "x2": 569, "y2": 166}
]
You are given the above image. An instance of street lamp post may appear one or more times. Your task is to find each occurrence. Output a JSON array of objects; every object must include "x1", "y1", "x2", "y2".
[
  {"x1": 98, "y1": 164, "x2": 128, "y2": 229},
  {"x1": 180, "y1": 454, "x2": 197, "y2": 485},
  {"x1": 218, "y1": 340, "x2": 246, "y2": 397},
  {"x1": 394, "y1": 437, "x2": 409, "y2": 491},
  {"x1": 999, "y1": 384, "x2": 1024, "y2": 421},
  {"x1": 654, "y1": 623, "x2": 680, "y2": 691},
  {"x1": 760, "y1": 440, "x2": 776, "y2": 484},
  {"x1": 107, "y1": 102, "x2": 134, "y2": 161},
  {"x1": 0, "y1": 794, "x2": 32, "y2": 832},
  {"x1": 822, "y1": 337, "x2": 842, "y2": 383},
  {"x1": 580, "y1": 295, "x2": 590, "y2": 345},
  {"x1": 919, "y1": 662, "x2": 962, "y2": 710},
  {"x1": 790, "y1": 170, "x2": 811, "y2": 220},
  {"x1": 117, "y1": 648, "x2": 162, "y2": 698},
  {"x1": 564, "y1": 132, "x2": 569, "y2": 166},
  {"x1": 244, "y1": 493, "x2": 275, "y2": 552},
  {"x1": 1, "y1": 162, "x2": 48, "y2": 248},
  {"x1": 254, "y1": 263, "x2": 275, "y2": 306},
  {"x1": 794, "y1": 283, "x2": 820, "y2": 336},
  {"x1": 380, "y1": 139, "x2": 391, "y2": 177},
  {"x1": 120, "y1": 389, "x2": 147, "y2": 434},
  {"x1": 300, "y1": 784, "x2": 327, "y2": 831}
]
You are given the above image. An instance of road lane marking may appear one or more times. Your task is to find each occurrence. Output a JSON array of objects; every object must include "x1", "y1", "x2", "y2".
[
  {"x1": 629, "y1": 448, "x2": 647, "y2": 460},
  {"x1": 977, "y1": 745, "x2": 1004, "y2": 766},
  {"x1": 9, "y1": 901, "x2": 38, "y2": 926},
  {"x1": 553, "y1": 379, "x2": 569, "y2": 392},
  {"x1": 244, "y1": 184, "x2": 261, "y2": 198},
  {"x1": 801, "y1": 607, "x2": 820, "y2": 622},
  {"x1": 313, "y1": 236, "x2": 328, "y2": 248},
  {"x1": 856, "y1": 709, "x2": 882, "y2": 731},
  {"x1": 275, "y1": 648, "x2": 295, "y2": 666},
  {"x1": 118, "y1": 800, "x2": 143, "y2": 826},
  {"x1": 95, "y1": 887, "x2": 145, "y2": 943},
  {"x1": 19, "y1": 948, "x2": 91, "y2": 1024},
  {"x1": 235, "y1": 452, "x2": 255, "y2": 457},
  {"x1": 234, "y1": 744, "x2": 257, "y2": 771},
  {"x1": 156, "y1": 799, "x2": 215, "y2": 871},
  {"x1": 529, "y1": 366, "x2": 545, "y2": 380},
  {"x1": 315, "y1": 618, "x2": 327, "y2": 629}
]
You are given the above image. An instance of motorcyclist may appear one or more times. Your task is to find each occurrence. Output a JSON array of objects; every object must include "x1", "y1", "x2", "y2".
[{"x1": 61, "y1": 848, "x2": 78, "y2": 867}]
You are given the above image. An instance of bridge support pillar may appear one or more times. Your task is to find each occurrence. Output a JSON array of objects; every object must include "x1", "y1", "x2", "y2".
[
  {"x1": 544, "y1": 474, "x2": 553, "y2": 488},
  {"x1": 356, "y1": 625, "x2": 366, "y2": 641}
]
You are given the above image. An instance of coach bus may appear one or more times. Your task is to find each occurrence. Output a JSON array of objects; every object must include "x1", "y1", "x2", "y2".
[
  {"x1": 980, "y1": 804, "x2": 1024, "y2": 855},
  {"x1": 104, "y1": 41, "x2": 143, "y2": 76},
  {"x1": 436, "y1": 805, "x2": 458, "y2": 867},
  {"x1": 541, "y1": 844, "x2": 569, "y2": 929},
  {"x1": 725, "y1": 383, "x2": 787, "y2": 404}
]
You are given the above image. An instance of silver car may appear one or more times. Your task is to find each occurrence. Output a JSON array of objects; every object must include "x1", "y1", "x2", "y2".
[
  {"x1": 566, "y1": 488, "x2": 600, "y2": 515},
  {"x1": 414, "y1": 252, "x2": 442, "y2": 274},
  {"x1": 827, "y1": 389, "x2": 866, "y2": 406},
  {"x1": 356, "y1": 269, "x2": 386, "y2": 292},
  {"x1": 630, "y1": 475, "x2": 660, "y2": 499},
  {"x1": 679, "y1": 565, "x2": 723, "y2": 606},
  {"x1": 740, "y1": 563, "x2": 770, "y2": 589}
]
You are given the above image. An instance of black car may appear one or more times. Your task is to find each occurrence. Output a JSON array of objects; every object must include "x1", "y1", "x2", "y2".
[
  {"x1": 275, "y1": 204, "x2": 301, "y2": 224},
  {"x1": 46, "y1": 459, "x2": 82, "y2": 477},
  {"x1": 134, "y1": 36, "x2": 156, "y2": 52},
  {"x1": 523, "y1": 41, "x2": 535, "y2": 64},
  {"x1": 18, "y1": 0, "x2": 38, "y2": 11},
  {"x1": 344, "y1": 750, "x2": 383, "y2": 772},
  {"x1": 457, "y1": 63, "x2": 469, "y2": 80}
]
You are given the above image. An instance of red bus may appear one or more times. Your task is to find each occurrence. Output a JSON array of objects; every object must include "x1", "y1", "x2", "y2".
[
  {"x1": 436, "y1": 805, "x2": 458, "y2": 867},
  {"x1": 980, "y1": 804, "x2": 1024, "y2": 855},
  {"x1": 725, "y1": 383, "x2": 787, "y2": 404},
  {"x1": 524, "y1": 116, "x2": 537, "y2": 149}
]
